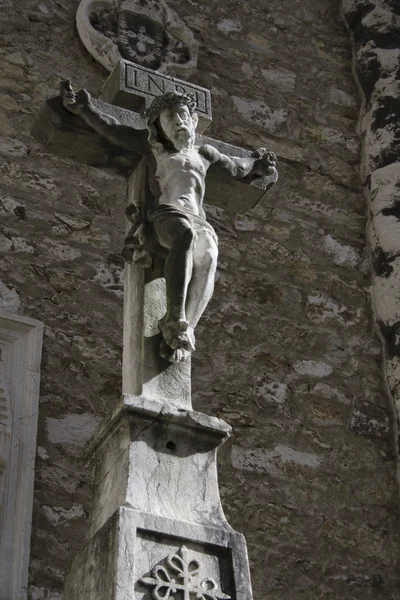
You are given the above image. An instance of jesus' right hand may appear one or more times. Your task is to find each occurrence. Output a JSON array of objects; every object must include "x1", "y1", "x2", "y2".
[{"x1": 60, "y1": 79, "x2": 91, "y2": 114}]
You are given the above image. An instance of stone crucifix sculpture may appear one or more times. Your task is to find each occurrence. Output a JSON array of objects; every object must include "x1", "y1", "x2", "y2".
[
  {"x1": 60, "y1": 80, "x2": 278, "y2": 363},
  {"x1": 32, "y1": 60, "x2": 279, "y2": 600}
]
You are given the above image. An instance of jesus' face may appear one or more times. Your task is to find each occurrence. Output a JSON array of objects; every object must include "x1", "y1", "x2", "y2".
[{"x1": 158, "y1": 104, "x2": 198, "y2": 150}]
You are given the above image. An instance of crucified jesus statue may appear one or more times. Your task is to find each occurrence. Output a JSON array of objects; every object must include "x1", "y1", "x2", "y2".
[{"x1": 60, "y1": 80, "x2": 277, "y2": 363}]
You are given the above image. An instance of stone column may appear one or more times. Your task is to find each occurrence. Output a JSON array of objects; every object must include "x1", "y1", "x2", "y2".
[
  {"x1": 342, "y1": 1, "x2": 400, "y2": 438},
  {"x1": 122, "y1": 159, "x2": 192, "y2": 408}
]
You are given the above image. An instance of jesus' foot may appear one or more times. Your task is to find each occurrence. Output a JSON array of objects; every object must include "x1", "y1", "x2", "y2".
[
  {"x1": 159, "y1": 316, "x2": 196, "y2": 353},
  {"x1": 160, "y1": 339, "x2": 190, "y2": 363}
]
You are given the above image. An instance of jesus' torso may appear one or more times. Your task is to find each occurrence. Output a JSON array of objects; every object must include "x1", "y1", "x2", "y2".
[{"x1": 154, "y1": 146, "x2": 210, "y2": 218}]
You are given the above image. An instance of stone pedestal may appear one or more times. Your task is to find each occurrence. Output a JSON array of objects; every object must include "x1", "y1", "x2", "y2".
[{"x1": 63, "y1": 396, "x2": 253, "y2": 600}]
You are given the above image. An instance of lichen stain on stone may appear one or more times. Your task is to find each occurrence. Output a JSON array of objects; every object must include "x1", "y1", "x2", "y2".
[
  {"x1": 232, "y1": 95, "x2": 288, "y2": 133},
  {"x1": 371, "y1": 95, "x2": 400, "y2": 133},
  {"x1": 41, "y1": 503, "x2": 86, "y2": 526},
  {"x1": 231, "y1": 444, "x2": 322, "y2": 477},
  {"x1": 372, "y1": 247, "x2": 395, "y2": 277},
  {"x1": 378, "y1": 319, "x2": 400, "y2": 359},
  {"x1": 217, "y1": 19, "x2": 242, "y2": 34},
  {"x1": 381, "y1": 198, "x2": 400, "y2": 219},
  {"x1": 0, "y1": 280, "x2": 20, "y2": 313},
  {"x1": 253, "y1": 377, "x2": 288, "y2": 405},
  {"x1": 293, "y1": 360, "x2": 333, "y2": 378},
  {"x1": 306, "y1": 293, "x2": 361, "y2": 326},
  {"x1": 350, "y1": 398, "x2": 390, "y2": 437},
  {"x1": 323, "y1": 234, "x2": 361, "y2": 267}
]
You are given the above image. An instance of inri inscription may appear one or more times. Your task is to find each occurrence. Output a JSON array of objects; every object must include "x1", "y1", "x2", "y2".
[{"x1": 101, "y1": 60, "x2": 212, "y2": 131}]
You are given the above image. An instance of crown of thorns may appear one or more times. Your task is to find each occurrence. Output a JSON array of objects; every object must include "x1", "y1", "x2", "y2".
[{"x1": 143, "y1": 91, "x2": 197, "y2": 122}]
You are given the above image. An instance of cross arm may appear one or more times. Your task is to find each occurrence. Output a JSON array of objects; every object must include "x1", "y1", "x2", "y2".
[
  {"x1": 31, "y1": 93, "x2": 151, "y2": 175},
  {"x1": 195, "y1": 134, "x2": 278, "y2": 212},
  {"x1": 75, "y1": 101, "x2": 145, "y2": 152}
]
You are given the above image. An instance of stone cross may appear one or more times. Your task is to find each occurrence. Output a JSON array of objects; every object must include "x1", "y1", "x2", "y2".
[
  {"x1": 34, "y1": 60, "x2": 277, "y2": 405},
  {"x1": 32, "y1": 59, "x2": 278, "y2": 600}
]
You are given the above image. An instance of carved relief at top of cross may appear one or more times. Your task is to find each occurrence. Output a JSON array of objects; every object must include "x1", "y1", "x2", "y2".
[{"x1": 76, "y1": 0, "x2": 198, "y2": 77}]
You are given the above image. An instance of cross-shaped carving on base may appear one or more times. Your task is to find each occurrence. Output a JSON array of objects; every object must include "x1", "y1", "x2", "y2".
[{"x1": 140, "y1": 545, "x2": 231, "y2": 600}]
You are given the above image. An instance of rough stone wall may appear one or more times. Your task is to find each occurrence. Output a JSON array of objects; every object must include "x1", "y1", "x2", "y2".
[
  {"x1": 0, "y1": 2, "x2": 127, "y2": 596},
  {"x1": 341, "y1": 0, "x2": 400, "y2": 447},
  {"x1": 0, "y1": 1, "x2": 399, "y2": 599}
]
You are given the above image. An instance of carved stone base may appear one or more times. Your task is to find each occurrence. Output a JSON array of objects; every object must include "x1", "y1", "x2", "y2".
[
  {"x1": 62, "y1": 397, "x2": 253, "y2": 600},
  {"x1": 63, "y1": 507, "x2": 252, "y2": 600}
]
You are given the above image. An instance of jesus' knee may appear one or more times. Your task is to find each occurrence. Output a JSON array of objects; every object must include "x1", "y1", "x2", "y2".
[
  {"x1": 196, "y1": 234, "x2": 218, "y2": 271},
  {"x1": 174, "y1": 223, "x2": 195, "y2": 251},
  {"x1": 182, "y1": 225, "x2": 195, "y2": 247}
]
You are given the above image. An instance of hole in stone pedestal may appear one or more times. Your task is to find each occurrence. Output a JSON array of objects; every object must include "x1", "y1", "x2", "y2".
[{"x1": 166, "y1": 440, "x2": 176, "y2": 451}]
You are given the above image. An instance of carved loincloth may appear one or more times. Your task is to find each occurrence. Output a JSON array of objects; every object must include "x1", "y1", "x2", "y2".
[{"x1": 149, "y1": 203, "x2": 218, "y2": 245}]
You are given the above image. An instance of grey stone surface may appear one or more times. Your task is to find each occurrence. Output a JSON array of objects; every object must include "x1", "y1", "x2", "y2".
[
  {"x1": 31, "y1": 93, "x2": 276, "y2": 196},
  {"x1": 85, "y1": 396, "x2": 230, "y2": 533},
  {"x1": 141, "y1": 90, "x2": 277, "y2": 362},
  {"x1": 139, "y1": 545, "x2": 230, "y2": 600},
  {"x1": 40, "y1": 59, "x2": 263, "y2": 600},
  {"x1": 101, "y1": 60, "x2": 212, "y2": 132},
  {"x1": 30, "y1": 95, "x2": 146, "y2": 176}
]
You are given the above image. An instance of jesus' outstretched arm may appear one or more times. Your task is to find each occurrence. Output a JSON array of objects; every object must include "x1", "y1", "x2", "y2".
[
  {"x1": 200, "y1": 144, "x2": 277, "y2": 180},
  {"x1": 60, "y1": 79, "x2": 148, "y2": 153}
]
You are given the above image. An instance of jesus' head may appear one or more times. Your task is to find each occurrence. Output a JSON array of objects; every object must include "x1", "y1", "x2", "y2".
[{"x1": 145, "y1": 92, "x2": 198, "y2": 151}]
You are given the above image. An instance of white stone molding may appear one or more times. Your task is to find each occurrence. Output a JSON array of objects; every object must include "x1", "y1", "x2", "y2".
[
  {"x1": 342, "y1": 1, "x2": 400, "y2": 429},
  {"x1": 0, "y1": 311, "x2": 43, "y2": 600},
  {"x1": 77, "y1": 0, "x2": 120, "y2": 73}
]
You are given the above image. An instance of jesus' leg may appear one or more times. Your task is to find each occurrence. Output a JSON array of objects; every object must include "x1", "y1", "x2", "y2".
[
  {"x1": 154, "y1": 216, "x2": 196, "y2": 355},
  {"x1": 185, "y1": 230, "x2": 218, "y2": 339}
]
